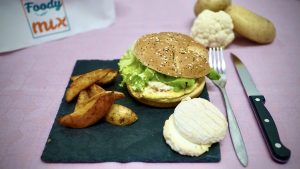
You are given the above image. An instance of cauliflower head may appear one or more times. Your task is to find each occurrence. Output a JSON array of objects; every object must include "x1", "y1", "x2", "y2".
[{"x1": 191, "y1": 9, "x2": 234, "y2": 48}]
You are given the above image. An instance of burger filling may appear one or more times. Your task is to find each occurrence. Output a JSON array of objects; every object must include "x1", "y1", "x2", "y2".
[{"x1": 118, "y1": 48, "x2": 219, "y2": 93}]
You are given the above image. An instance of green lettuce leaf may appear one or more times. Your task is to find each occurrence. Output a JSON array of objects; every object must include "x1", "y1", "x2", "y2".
[
  {"x1": 207, "y1": 68, "x2": 221, "y2": 80},
  {"x1": 118, "y1": 49, "x2": 196, "y2": 92}
]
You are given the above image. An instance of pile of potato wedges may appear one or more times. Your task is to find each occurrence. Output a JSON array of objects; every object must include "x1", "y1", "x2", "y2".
[{"x1": 59, "y1": 68, "x2": 138, "y2": 128}]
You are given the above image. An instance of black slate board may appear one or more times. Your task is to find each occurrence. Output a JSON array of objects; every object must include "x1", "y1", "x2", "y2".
[{"x1": 41, "y1": 60, "x2": 220, "y2": 163}]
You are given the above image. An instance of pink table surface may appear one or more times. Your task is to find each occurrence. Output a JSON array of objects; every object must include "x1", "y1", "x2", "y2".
[{"x1": 1, "y1": 0, "x2": 300, "y2": 169}]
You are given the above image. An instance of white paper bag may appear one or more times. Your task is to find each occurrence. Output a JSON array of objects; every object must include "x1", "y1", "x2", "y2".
[{"x1": 0, "y1": 0, "x2": 115, "y2": 53}]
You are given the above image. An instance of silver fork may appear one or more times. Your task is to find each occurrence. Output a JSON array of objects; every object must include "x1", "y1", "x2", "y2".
[{"x1": 209, "y1": 48, "x2": 248, "y2": 167}]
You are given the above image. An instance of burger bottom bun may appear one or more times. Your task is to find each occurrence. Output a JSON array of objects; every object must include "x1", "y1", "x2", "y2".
[{"x1": 126, "y1": 78, "x2": 206, "y2": 108}]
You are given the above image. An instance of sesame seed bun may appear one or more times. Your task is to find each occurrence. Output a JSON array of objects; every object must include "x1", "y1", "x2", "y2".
[{"x1": 133, "y1": 32, "x2": 210, "y2": 78}]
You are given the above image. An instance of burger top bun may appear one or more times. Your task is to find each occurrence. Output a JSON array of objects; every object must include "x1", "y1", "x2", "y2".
[{"x1": 133, "y1": 32, "x2": 210, "y2": 78}]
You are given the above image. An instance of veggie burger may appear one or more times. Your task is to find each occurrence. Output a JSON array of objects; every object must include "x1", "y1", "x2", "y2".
[{"x1": 118, "y1": 32, "x2": 219, "y2": 107}]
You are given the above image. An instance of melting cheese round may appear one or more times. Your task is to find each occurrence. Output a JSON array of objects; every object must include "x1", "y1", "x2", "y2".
[
  {"x1": 163, "y1": 114, "x2": 211, "y2": 156},
  {"x1": 173, "y1": 98, "x2": 228, "y2": 144}
]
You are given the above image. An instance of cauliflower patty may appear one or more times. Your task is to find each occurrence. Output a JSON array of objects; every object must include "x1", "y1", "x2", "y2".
[{"x1": 191, "y1": 9, "x2": 234, "y2": 48}]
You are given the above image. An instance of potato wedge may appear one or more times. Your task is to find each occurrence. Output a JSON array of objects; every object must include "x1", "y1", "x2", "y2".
[
  {"x1": 88, "y1": 84, "x2": 105, "y2": 98},
  {"x1": 111, "y1": 91, "x2": 125, "y2": 100},
  {"x1": 105, "y1": 104, "x2": 138, "y2": 126},
  {"x1": 89, "y1": 90, "x2": 125, "y2": 101},
  {"x1": 59, "y1": 91, "x2": 115, "y2": 128},
  {"x1": 97, "y1": 71, "x2": 118, "y2": 85},
  {"x1": 76, "y1": 83, "x2": 125, "y2": 112},
  {"x1": 70, "y1": 75, "x2": 80, "y2": 82},
  {"x1": 71, "y1": 70, "x2": 118, "y2": 85},
  {"x1": 65, "y1": 69, "x2": 112, "y2": 102},
  {"x1": 86, "y1": 83, "x2": 125, "y2": 101},
  {"x1": 74, "y1": 90, "x2": 89, "y2": 111}
]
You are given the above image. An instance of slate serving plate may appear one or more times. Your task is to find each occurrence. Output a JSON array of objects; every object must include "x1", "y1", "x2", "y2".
[{"x1": 41, "y1": 60, "x2": 220, "y2": 163}]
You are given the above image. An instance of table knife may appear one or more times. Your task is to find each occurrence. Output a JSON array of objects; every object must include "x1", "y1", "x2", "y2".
[{"x1": 231, "y1": 53, "x2": 291, "y2": 163}]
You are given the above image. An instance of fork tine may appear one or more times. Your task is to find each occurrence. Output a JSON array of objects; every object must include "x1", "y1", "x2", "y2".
[
  {"x1": 209, "y1": 48, "x2": 213, "y2": 67},
  {"x1": 212, "y1": 47, "x2": 219, "y2": 72},
  {"x1": 219, "y1": 47, "x2": 226, "y2": 74},
  {"x1": 216, "y1": 48, "x2": 222, "y2": 73},
  {"x1": 212, "y1": 48, "x2": 217, "y2": 70}
]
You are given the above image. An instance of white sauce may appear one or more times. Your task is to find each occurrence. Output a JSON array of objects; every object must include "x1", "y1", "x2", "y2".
[{"x1": 147, "y1": 81, "x2": 173, "y2": 91}]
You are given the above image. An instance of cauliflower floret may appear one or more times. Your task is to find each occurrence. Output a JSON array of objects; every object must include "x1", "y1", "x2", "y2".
[{"x1": 191, "y1": 9, "x2": 234, "y2": 48}]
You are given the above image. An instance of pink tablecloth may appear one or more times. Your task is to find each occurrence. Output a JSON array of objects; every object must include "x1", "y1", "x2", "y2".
[{"x1": 0, "y1": 0, "x2": 299, "y2": 169}]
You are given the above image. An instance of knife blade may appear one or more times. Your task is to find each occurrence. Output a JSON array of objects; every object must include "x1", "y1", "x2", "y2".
[{"x1": 231, "y1": 53, "x2": 291, "y2": 163}]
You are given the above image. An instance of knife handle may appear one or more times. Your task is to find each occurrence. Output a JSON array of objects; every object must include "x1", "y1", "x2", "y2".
[{"x1": 249, "y1": 95, "x2": 291, "y2": 163}]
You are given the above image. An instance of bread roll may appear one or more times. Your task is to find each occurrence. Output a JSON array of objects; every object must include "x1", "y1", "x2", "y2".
[
  {"x1": 173, "y1": 98, "x2": 228, "y2": 144},
  {"x1": 133, "y1": 32, "x2": 210, "y2": 78},
  {"x1": 163, "y1": 114, "x2": 211, "y2": 156}
]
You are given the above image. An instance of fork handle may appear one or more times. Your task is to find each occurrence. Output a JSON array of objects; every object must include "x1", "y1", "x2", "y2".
[{"x1": 220, "y1": 88, "x2": 248, "y2": 167}]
